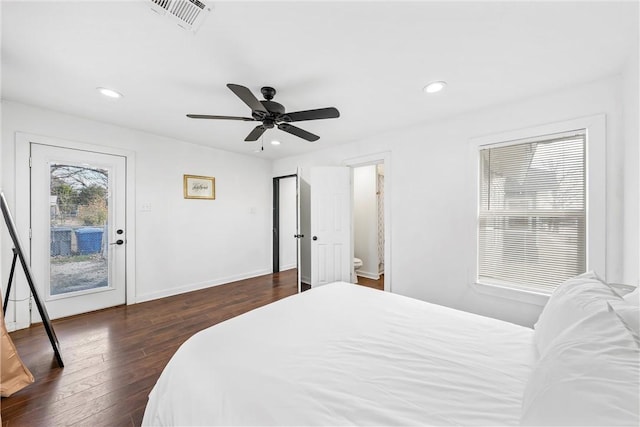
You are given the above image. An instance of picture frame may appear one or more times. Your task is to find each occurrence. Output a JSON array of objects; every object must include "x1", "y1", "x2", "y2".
[{"x1": 184, "y1": 174, "x2": 216, "y2": 200}]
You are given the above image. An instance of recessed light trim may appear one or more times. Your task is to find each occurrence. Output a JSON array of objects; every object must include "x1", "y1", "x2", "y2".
[
  {"x1": 97, "y1": 87, "x2": 123, "y2": 99},
  {"x1": 271, "y1": 140, "x2": 281, "y2": 146},
  {"x1": 423, "y1": 81, "x2": 447, "y2": 94}
]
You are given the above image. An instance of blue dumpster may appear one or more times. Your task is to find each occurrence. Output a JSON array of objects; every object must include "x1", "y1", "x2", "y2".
[
  {"x1": 51, "y1": 227, "x2": 72, "y2": 256},
  {"x1": 74, "y1": 227, "x2": 104, "y2": 254}
]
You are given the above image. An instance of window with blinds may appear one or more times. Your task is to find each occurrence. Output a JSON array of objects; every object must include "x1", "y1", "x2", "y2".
[{"x1": 478, "y1": 130, "x2": 586, "y2": 293}]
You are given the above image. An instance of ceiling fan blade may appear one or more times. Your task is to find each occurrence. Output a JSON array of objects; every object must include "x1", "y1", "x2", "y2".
[
  {"x1": 227, "y1": 84, "x2": 268, "y2": 113},
  {"x1": 280, "y1": 107, "x2": 340, "y2": 123},
  {"x1": 186, "y1": 114, "x2": 255, "y2": 121},
  {"x1": 277, "y1": 123, "x2": 320, "y2": 142},
  {"x1": 245, "y1": 125, "x2": 267, "y2": 142}
]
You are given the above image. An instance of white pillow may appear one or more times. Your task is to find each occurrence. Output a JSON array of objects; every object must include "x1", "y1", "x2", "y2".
[
  {"x1": 521, "y1": 308, "x2": 640, "y2": 426},
  {"x1": 534, "y1": 271, "x2": 622, "y2": 355},
  {"x1": 623, "y1": 287, "x2": 639, "y2": 306}
]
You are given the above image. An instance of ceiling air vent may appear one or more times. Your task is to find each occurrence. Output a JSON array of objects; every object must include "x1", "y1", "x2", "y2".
[{"x1": 149, "y1": 0, "x2": 211, "y2": 33}]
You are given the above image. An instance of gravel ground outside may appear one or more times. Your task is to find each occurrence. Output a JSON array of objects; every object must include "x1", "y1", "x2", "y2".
[{"x1": 50, "y1": 255, "x2": 108, "y2": 295}]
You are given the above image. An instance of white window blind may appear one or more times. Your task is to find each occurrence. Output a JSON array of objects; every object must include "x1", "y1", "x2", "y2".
[{"x1": 478, "y1": 130, "x2": 586, "y2": 293}]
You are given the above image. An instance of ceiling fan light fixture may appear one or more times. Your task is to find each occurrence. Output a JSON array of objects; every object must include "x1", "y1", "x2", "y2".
[
  {"x1": 97, "y1": 87, "x2": 123, "y2": 99},
  {"x1": 423, "y1": 81, "x2": 447, "y2": 94}
]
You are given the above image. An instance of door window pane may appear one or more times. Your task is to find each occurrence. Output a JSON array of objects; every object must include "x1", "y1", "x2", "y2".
[{"x1": 50, "y1": 164, "x2": 109, "y2": 295}]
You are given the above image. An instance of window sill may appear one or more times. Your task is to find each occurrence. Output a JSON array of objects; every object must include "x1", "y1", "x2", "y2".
[{"x1": 473, "y1": 281, "x2": 550, "y2": 307}]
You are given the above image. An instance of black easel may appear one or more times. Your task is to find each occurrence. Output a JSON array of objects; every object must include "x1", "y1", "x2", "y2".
[{"x1": 1, "y1": 191, "x2": 64, "y2": 367}]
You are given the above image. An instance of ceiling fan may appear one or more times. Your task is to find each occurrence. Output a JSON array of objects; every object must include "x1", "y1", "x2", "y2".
[{"x1": 187, "y1": 84, "x2": 340, "y2": 142}]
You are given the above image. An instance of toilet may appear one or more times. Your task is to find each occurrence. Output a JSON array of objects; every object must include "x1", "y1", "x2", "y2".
[{"x1": 353, "y1": 257, "x2": 363, "y2": 283}]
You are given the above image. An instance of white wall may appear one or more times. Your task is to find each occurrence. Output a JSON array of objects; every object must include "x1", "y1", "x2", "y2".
[
  {"x1": 278, "y1": 176, "x2": 297, "y2": 270},
  {"x1": 622, "y1": 33, "x2": 640, "y2": 286},
  {"x1": 1, "y1": 101, "x2": 273, "y2": 329},
  {"x1": 353, "y1": 165, "x2": 379, "y2": 278},
  {"x1": 273, "y1": 75, "x2": 637, "y2": 327}
]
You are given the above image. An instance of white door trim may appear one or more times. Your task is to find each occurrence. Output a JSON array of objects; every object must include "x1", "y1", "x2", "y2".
[
  {"x1": 343, "y1": 151, "x2": 392, "y2": 292},
  {"x1": 15, "y1": 132, "x2": 137, "y2": 325}
]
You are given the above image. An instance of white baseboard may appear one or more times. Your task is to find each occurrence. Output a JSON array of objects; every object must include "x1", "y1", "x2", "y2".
[
  {"x1": 5, "y1": 321, "x2": 30, "y2": 333},
  {"x1": 135, "y1": 268, "x2": 272, "y2": 303},
  {"x1": 356, "y1": 270, "x2": 380, "y2": 280},
  {"x1": 279, "y1": 263, "x2": 296, "y2": 271}
]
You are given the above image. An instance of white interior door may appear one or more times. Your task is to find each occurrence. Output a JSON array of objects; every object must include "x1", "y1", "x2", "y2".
[
  {"x1": 310, "y1": 167, "x2": 351, "y2": 287},
  {"x1": 30, "y1": 143, "x2": 126, "y2": 320}
]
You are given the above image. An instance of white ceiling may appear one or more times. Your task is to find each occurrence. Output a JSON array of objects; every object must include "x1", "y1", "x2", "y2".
[{"x1": 2, "y1": 1, "x2": 638, "y2": 160}]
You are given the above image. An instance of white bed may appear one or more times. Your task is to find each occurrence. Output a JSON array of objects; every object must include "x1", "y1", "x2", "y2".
[
  {"x1": 142, "y1": 282, "x2": 536, "y2": 426},
  {"x1": 142, "y1": 275, "x2": 639, "y2": 426}
]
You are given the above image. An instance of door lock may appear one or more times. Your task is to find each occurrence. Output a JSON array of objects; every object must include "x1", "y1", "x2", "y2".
[{"x1": 110, "y1": 239, "x2": 124, "y2": 246}]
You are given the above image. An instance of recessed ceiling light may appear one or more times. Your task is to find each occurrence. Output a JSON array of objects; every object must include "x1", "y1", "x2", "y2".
[
  {"x1": 271, "y1": 140, "x2": 281, "y2": 146},
  {"x1": 97, "y1": 87, "x2": 123, "y2": 99},
  {"x1": 423, "y1": 81, "x2": 447, "y2": 94}
]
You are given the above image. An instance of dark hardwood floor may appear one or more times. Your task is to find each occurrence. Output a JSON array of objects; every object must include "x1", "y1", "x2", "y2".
[{"x1": 1, "y1": 270, "x2": 384, "y2": 427}]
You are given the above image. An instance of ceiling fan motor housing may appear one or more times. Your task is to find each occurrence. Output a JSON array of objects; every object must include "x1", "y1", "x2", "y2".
[
  {"x1": 260, "y1": 100, "x2": 285, "y2": 115},
  {"x1": 249, "y1": 87, "x2": 285, "y2": 120}
]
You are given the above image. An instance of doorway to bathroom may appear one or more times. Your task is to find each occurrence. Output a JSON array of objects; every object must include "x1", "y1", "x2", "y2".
[{"x1": 352, "y1": 162, "x2": 385, "y2": 290}]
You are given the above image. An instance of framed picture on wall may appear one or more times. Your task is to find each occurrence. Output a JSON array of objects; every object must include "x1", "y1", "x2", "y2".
[{"x1": 184, "y1": 175, "x2": 216, "y2": 200}]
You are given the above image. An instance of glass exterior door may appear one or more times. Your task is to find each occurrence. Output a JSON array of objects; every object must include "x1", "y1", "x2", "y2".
[{"x1": 31, "y1": 143, "x2": 126, "y2": 320}]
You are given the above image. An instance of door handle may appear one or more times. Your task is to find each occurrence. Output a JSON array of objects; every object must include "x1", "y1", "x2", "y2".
[
  {"x1": 110, "y1": 239, "x2": 124, "y2": 246},
  {"x1": 294, "y1": 234, "x2": 304, "y2": 238},
  {"x1": 312, "y1": 236, "x2": 318, "y2": 241}
]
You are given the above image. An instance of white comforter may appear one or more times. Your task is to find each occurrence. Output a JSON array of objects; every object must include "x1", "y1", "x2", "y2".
[{"x1": 142, "y1": 282, "x2": 535, "y2": 426}]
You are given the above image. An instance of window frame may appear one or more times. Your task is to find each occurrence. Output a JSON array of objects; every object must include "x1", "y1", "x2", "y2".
[{"x1": 468, "y1": 115, "x2": 606, "y2": 305}]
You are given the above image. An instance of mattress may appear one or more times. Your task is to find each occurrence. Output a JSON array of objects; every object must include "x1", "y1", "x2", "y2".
[{"x1": 142, "y1": 282, "x2": 536, "y2": 426}]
